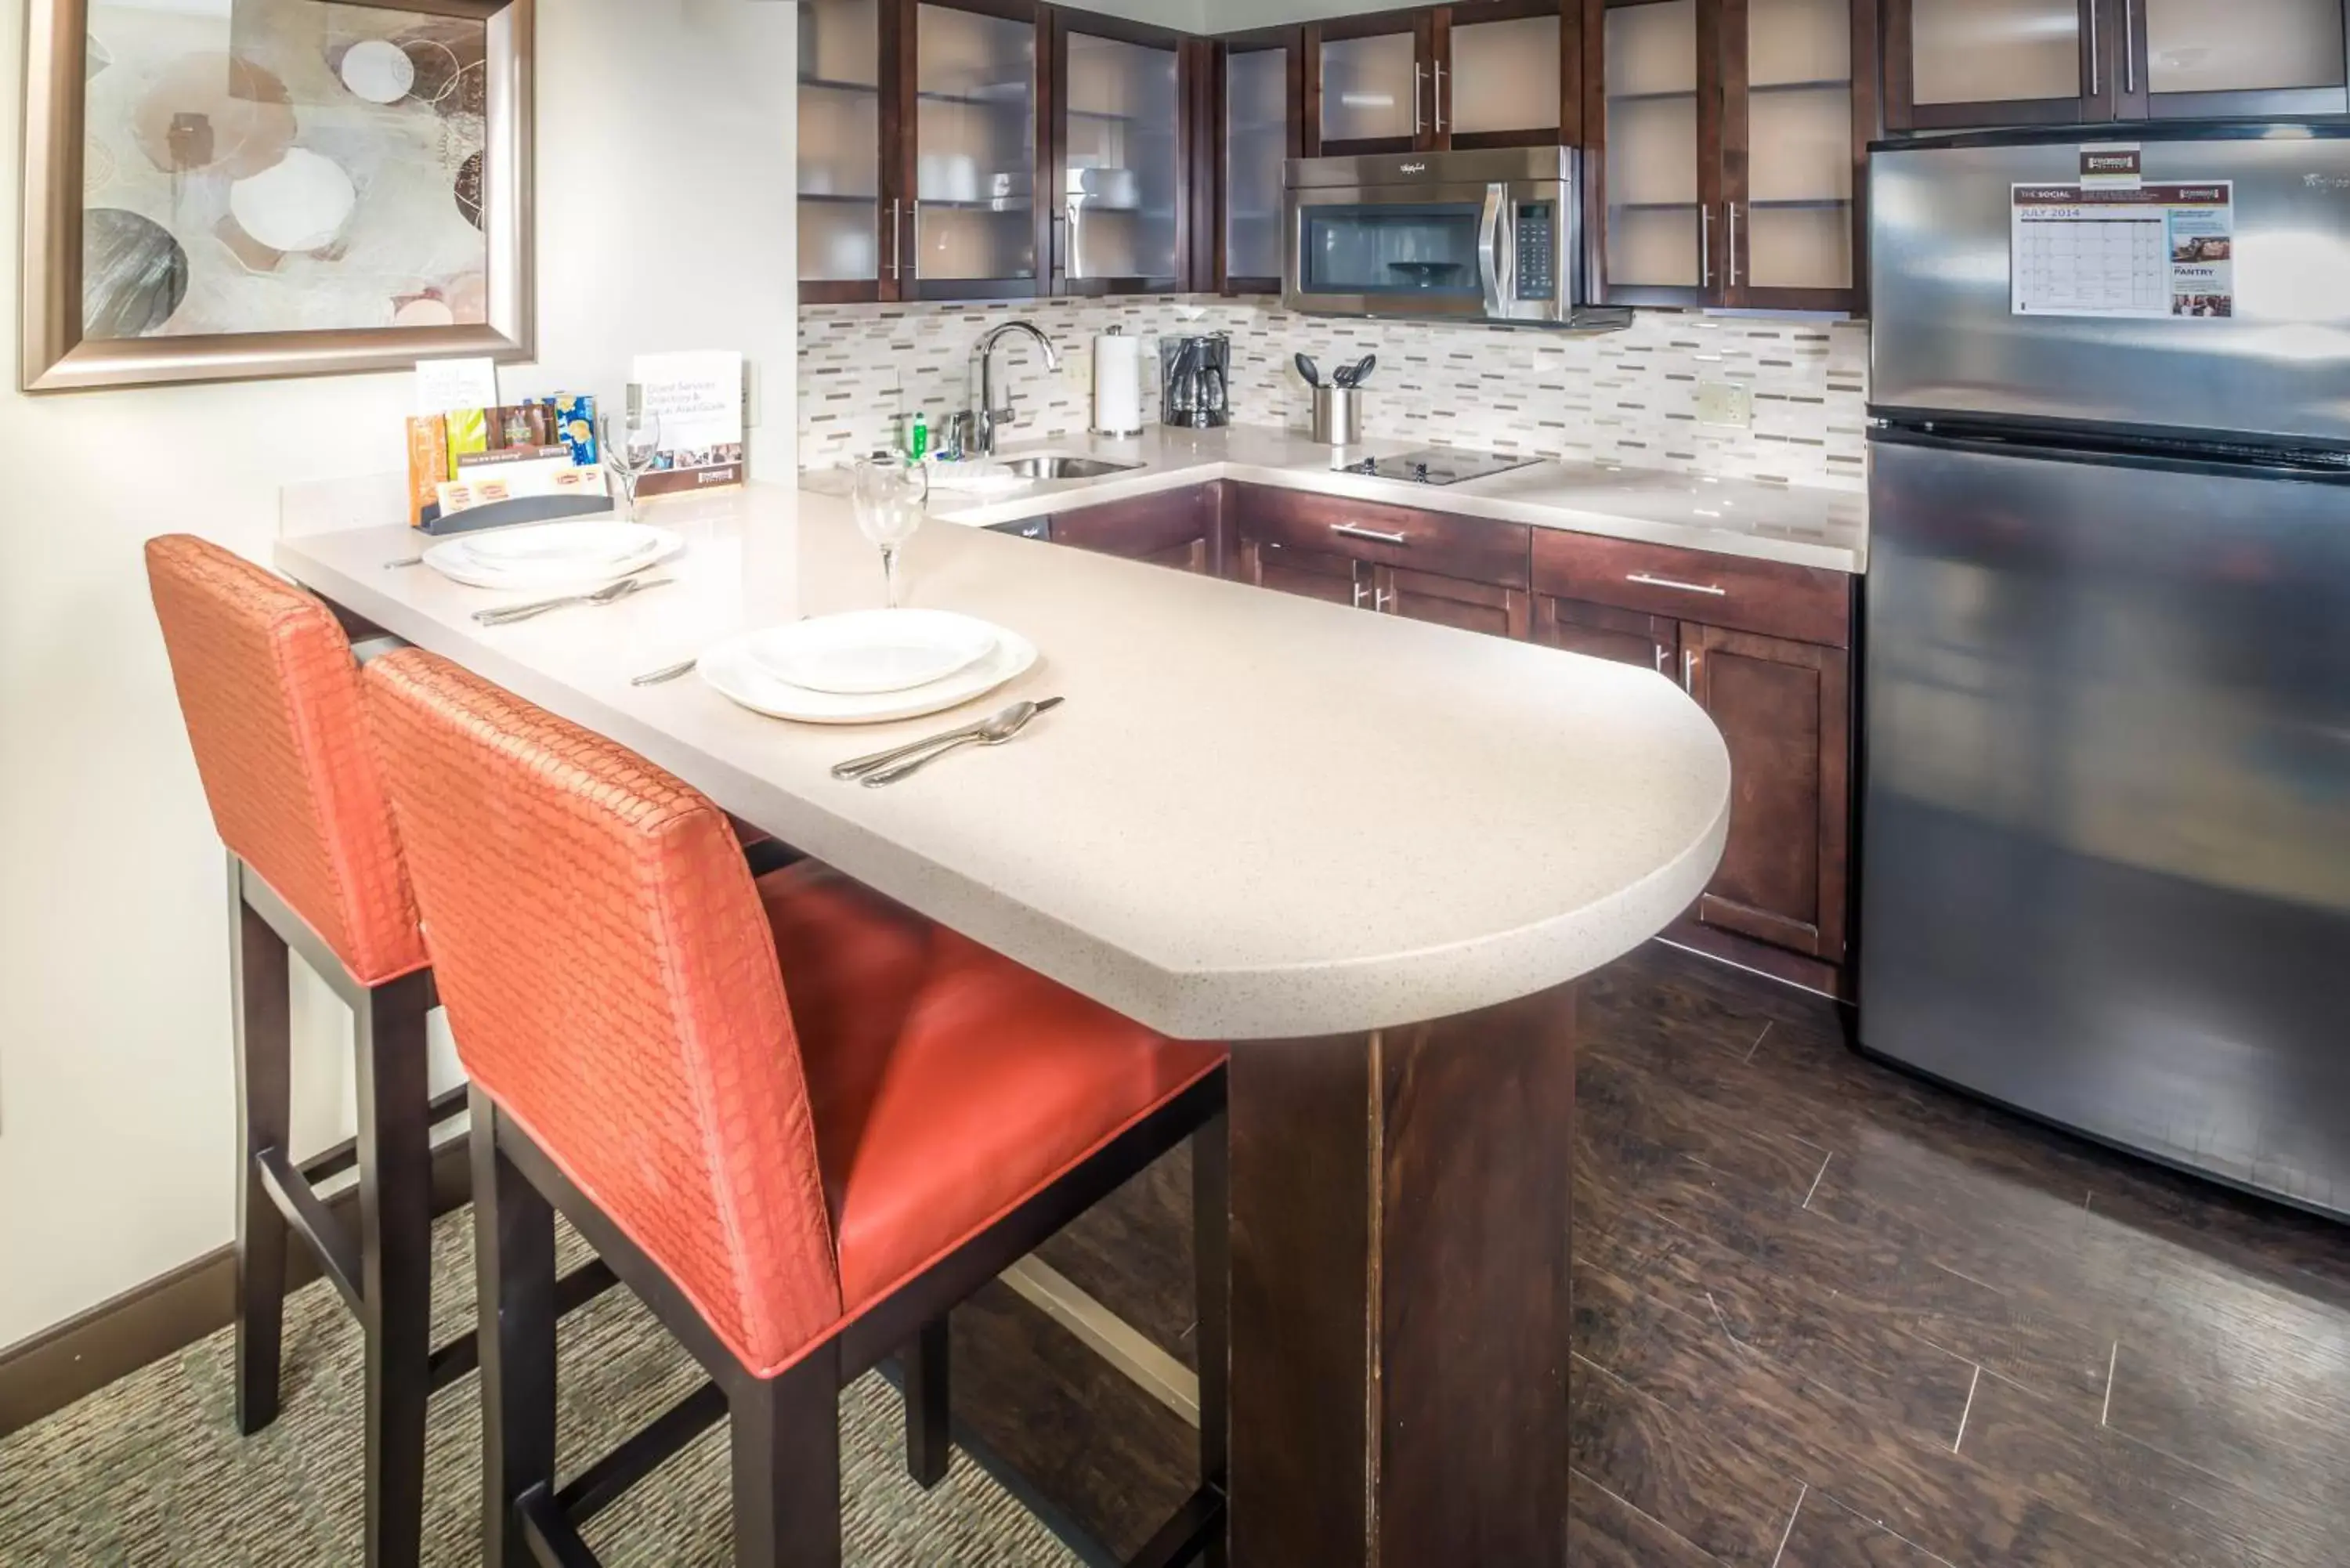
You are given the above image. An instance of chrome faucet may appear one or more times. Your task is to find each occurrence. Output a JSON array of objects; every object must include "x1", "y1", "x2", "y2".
[{"x1": 964, "y1": 320, "x2": 1061, "y2": 458}]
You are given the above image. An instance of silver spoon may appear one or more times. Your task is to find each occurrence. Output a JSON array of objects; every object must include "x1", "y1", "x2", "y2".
[
  {"x1": 857, "y1": 698, "x2": 1064, "y2": 788},
  {"x1": 630, "y1": 657, "x2": 699, "y2": 687},
  {"x1": 475, "y1": 575, "x2": 670, "y2": 626}
]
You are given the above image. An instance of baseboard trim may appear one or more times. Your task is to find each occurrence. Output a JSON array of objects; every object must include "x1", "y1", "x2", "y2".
[{"x1": 0, "y1": 1136, "x2": 471, "y2": 1441}]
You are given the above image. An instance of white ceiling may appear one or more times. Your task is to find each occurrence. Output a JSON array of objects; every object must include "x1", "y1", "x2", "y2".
[{"x1": 1195, "y1": 0, "x2": 1394, "y2": 29}]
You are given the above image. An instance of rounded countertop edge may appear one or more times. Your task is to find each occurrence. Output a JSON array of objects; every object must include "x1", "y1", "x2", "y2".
[{"x1": 1131, "y1": 732, "x2": 1735, "y2": 1043}]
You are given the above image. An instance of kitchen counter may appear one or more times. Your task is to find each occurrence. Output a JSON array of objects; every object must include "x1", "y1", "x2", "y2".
[
  {"x1": 812, "y1": 423, "x2": 1868, "y2": 574},
  {"x1": 277, "y1": 481, "x2": 1730, "y2": 1566},
  {"x1": 277, "y1": 482, "x2": 1730, "y2": 1041}
]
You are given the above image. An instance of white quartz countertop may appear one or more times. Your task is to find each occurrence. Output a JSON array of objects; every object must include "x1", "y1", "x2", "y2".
[
  {"x1": 818, "y1": 424, "x2": 1867, "y2": 573},
  {"x1": 279, "y1": 484, "x2": 1730, "y2": 1041}
]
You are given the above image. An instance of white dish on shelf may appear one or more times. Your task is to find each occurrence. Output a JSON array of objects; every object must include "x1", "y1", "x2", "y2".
[
  {"x1": 700, "y1": 622, "x2": 1038, "y2": 725},
  {"x1": 425, "y1": 522, "x2": 682, "y2": 591},
  {"x1": 743, "y1": 609, "x2": 1001, "y2": 695}
]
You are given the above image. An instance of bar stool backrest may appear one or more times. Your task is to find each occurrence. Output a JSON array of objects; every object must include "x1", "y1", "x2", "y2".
[
  {"x1": 362, "y1": 648, "x2": 846, "y2": 1375},
  {"x1": 145, "y1": 534, "x2": 426, "y2": 985}
]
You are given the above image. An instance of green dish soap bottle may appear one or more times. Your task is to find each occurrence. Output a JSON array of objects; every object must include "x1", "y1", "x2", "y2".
[{"x1": 909, "y1": 410, "x2": 929, "y2": 463}]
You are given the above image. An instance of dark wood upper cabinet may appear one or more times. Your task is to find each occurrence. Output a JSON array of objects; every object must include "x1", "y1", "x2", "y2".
[
  {"x1": 1213, "y1": 27, "x2": 1305, "y2": 294},
  {"x1": 1050, "y1": 9, "x2": 1200, "y2": 295},
  {"x1": 1885, "y1": 0, "x2": 2350, "y2": 129},
  {"x1": 1585, "y1": 0, "x2": 1871, "y2": 312},
  {"x1": 1304, "y1": 4, "x2": 1578, "y2": 157},
  {"x1": 797, "y1": 0, "x2": 1047, "y2": 305}
]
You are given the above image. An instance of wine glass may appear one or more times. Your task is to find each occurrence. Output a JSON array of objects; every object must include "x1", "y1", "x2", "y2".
[
  {"x1": 850, "y1": 453, "x2": 928, "y2": 609},
  {"x1": 602, "y1": 407, "x2": 663, "y2": 522}
]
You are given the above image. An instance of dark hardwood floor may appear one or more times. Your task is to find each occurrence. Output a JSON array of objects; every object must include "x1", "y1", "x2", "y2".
[{"x1": 940, "y1": 939, "x2": 2350, "y2": 1566}]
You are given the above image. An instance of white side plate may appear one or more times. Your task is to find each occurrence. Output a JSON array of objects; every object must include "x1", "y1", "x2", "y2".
[
  {"x1": 425, "y1": 526, "x2": 682, "y2": 591},
  {"x1": 700, "y1": 625, "x2": 1039, "y2": 725},
  {"x1": 744, "y1": 609, "x2": 1002, "y2": 695}
]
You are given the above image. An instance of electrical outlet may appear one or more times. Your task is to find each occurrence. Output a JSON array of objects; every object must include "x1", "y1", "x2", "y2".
[{"x1": 1696, "y1": 381, "x2": 1752, "y2": 428}]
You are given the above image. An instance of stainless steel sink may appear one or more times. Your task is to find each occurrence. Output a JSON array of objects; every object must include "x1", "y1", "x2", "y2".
[{"x1": 997, "y1": 455, "x2": 1141, "y2": 481}]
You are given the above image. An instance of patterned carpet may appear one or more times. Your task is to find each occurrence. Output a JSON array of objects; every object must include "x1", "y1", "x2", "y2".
[{"x1": 0, "y1": 1212, "x2": 1080, "y2": 1566}]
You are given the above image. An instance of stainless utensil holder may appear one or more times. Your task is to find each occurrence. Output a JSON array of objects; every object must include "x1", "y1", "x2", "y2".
[{"x1": 1311, "y1": 386, "x2": 1363, "y2": 446}]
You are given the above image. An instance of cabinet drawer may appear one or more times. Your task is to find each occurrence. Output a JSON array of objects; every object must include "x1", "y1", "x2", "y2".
[
  {"x1": 1531, "y1": 529, "x2": 1850, "y2": 649},
  {"x1": 1231, "y1": 484, "x2": 1532, "y2": 591}
]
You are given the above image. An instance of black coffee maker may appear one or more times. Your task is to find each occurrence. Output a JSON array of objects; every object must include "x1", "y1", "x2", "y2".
[{"x1": 1159, "y1": 334, "x2": 1231, "y2": 429}]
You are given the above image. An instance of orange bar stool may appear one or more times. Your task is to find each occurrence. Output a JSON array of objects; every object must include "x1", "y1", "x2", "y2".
[
  {"x1": 144, "y1": 537, "x2": 612, "y2": 1568},
  {"x1": 363, "y1": 647, "x2": 1232, "y2": 1568}
]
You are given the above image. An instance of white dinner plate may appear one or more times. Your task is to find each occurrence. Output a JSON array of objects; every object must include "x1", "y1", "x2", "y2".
[
  {"x1": 743, "y1": 609, "x2": 1001, "y2": 695},
  {"x1": 459, "y1": 521, "x2": 656, "y2": 566},
  {"x1": 700, "y1": 623, "x2": 1038, "y2": 725},
  {"x1": 425, "y1": 524, "x2": 682, "y2": 591}
]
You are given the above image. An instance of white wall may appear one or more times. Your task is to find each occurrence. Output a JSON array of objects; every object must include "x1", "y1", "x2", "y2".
[{"x1": 0, "y1": 0, "x2": 797, "y2": 1350}]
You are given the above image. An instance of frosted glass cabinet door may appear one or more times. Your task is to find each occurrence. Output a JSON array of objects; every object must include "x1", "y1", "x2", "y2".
[
  {"x1": 1448, "y1": 15, "x2": 1564, "y2": 139},
  {"x1": 1225, "y1": 46, "x2": 1291, "y2": 285},
  {"x1": 1605, "y1": 0, "x2": 1708, "y2": 292},
  {"x1": 1739, "y1": 0, "x2": 1856, "y2": 294},
  {"x1": 798, "y1": 0, "x2": 883, "y2": 286},
  {"x1": 915, "y1": 4, "x2": 1038, "y2": 285},
  {"x1": 1321, "y1": 31, "x2": 1420, "y2": 145},
  {"x1": 1909, "y1": 0, "x2": 2082, "y2": 106},
  {"x1": 2143, "y1": 0, "x2": 2348, "y2": 100},
  {"x1": 1063, "y1": 31, "x2": 1181, "y2": 284}
]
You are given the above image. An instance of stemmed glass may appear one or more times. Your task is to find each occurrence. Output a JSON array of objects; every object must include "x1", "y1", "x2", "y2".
[
  {"x1": 602, "y1": 407, "x2": 663, "y2": 522},
  {"x1": 850, "y1": 453, "x2": 929, "y2": 609}
]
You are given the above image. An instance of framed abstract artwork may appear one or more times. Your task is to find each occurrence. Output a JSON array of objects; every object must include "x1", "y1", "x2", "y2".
[{"x1": 20, "y1": 0, "x2": 534, "y2": 392}]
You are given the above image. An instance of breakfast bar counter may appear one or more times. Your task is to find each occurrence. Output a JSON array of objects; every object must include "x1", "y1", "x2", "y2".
[{"x1": 278, "y1": 482, "x2": 1731, "y2": 1566}]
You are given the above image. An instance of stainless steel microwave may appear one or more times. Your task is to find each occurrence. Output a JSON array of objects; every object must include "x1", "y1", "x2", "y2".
[{"x1": 1285, "y1": 146, "x2": 1618, "y2": 328}]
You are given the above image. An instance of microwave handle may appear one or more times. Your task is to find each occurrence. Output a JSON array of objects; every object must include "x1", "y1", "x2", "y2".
[{"x1": 1477, "y1": 182, "x2": 1509, "y2": 319}]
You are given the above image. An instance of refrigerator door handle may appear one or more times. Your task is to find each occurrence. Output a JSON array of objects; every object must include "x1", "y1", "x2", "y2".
[
  {"x1": 2088, "y1": 0, "x2": 2100, "y2": 96},
  {"x1": 2124, "y1": 0, "x2": 2135, "y2": 92}
]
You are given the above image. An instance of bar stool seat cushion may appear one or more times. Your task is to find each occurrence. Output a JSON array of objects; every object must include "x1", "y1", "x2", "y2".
[{"x1": 758, "y1": 864, "x2": 1225, "y2": 1311}]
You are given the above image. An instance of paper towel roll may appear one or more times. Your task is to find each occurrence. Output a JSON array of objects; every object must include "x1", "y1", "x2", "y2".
[{"x1": 1093, "y1": 330, "x2": 1142, "y2": 436}]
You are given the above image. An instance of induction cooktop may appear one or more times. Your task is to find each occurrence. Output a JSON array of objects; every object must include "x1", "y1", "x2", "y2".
[{"x1": 1340, "y1": 448, "x2": 1540, "y2": 486}]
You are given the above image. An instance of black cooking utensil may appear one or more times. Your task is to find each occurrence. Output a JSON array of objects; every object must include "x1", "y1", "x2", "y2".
[
  {"x1": 1348, "y1": 354, "x2": 1377, "y2": 388},
  {"x1": 1295, "y1": 352, "x2": 1323, "y2": 388}
]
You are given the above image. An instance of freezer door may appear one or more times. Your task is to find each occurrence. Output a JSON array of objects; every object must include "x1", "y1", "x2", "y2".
[
  {"x1": 1860, "y1": 434, "x2": 2350, "y2": 1215},
  {"x1": 1869, "y1": 128, "x2": 2350, "y2": 445}
]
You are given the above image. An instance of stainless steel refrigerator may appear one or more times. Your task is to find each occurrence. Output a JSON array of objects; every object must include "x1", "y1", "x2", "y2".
[{"x1": 1862, "y1": 125, "x2": 2350, "y2": 1218}]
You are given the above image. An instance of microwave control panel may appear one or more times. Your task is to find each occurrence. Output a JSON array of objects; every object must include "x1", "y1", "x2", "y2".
[{"x1": 1515, "y1": 203, "x2": 1556, "y2": 302}]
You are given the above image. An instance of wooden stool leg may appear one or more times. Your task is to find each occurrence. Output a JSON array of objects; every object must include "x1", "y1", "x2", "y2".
[
  {"x1": 231, "y1": 862, "x2": 292, "y2": 1436},
  {"x1": 1194, "y1": 1109, "x2": 1231, "y2": 1568},
  {"x1": 473, "y1": 1090, "x2": 558, "y2": 1568},
  {"x1": 356, "y1": 971, "x2": 436, "y2": 1568},
  {"x1": 902, "y1": 1317, "x2": 951, "y2": 1488},
  {"x1": 730, "y1": 1350, "x2": 844, "y2": 1568}
]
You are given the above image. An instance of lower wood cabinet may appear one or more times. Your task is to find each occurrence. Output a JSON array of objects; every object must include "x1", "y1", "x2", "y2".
[
  {"x1": 1531, "y1": 594, "x2": 1677, "y2": 676},
  {"x1": 1683, "y1": 624, "x2": 1850, "y2": 966},
  {"x1": 1017, "y1": 477, "x2": 1856, "y2": 986},
  {"x1": 1532, "y1": 529, "x2": 1853, "y2": 977},
  {"x1": 1046, "y1": 484, "x2": 1224, "y2": 573}
]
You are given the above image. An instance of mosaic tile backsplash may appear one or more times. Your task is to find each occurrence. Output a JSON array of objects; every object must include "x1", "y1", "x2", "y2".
[{"x1": 799, "y1": 297, "x2": 1868, "y2": 493}]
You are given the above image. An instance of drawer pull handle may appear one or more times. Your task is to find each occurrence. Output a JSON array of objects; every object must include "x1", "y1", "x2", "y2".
[
  {"x1": 1333, "y1": 523, "x2": 1410, "y2": 546},
  {"x1": 1628, "y1": 571, "x2": 1727, "y2": 597}
]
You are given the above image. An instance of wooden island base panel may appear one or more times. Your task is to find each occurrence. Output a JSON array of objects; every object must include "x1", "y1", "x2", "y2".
[{"x1": 1227, "y1": 982, "x2": 1579, "y2": 1567}]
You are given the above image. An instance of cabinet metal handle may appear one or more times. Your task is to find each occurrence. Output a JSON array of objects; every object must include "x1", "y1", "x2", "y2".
[
  {"x1": 1353, "y1": 575, "x2": 1370, "y2": 607},
  {"x1": 2123, "y1": 0, "x2": 2135, "y2": 92},
  {"x1": 1376, "y1": 587, "x2": 1396, "y2": 611},
  {"x1": 1434, "y1": 62, "x2": 1447, "y2": 132},
  {"x1": 2088, "y1": 0, "x2": 2100, "y2": 95},
  {"x1": 1628, "y1": 570, "x2": 1727, "y2": 597},
  {"x1": 1726, "y1": 203, "x2": 1740, "y2": 288},
  {"x1": 1683, "y1": 649, "x2": 1698, "y2": 693},
  {"x1": 1415, "y1": 64, "x2": 1427, "y2": 136},
  {"x1": 1333, "y1": 522, "x2": 1411, "y2": 546},
  {"x1": 1700, "y1": 206, "x2": 1713, "y2": 287},
  {"x1": 889, "y1": 199, "x2": 903, "y2": 280},
  {"x1": 1654, "y1": 642, "x2": 1671, "y2": 673}
]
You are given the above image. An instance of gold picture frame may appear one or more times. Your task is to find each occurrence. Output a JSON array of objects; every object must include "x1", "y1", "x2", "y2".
[{"x1": 21, "y1": 0, "x2": 534, "y2": 393}]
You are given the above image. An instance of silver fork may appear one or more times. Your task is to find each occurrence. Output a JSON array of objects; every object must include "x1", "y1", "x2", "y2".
[{"x1": 475, "y1": 576, "x2": 671, "y2": 627}]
